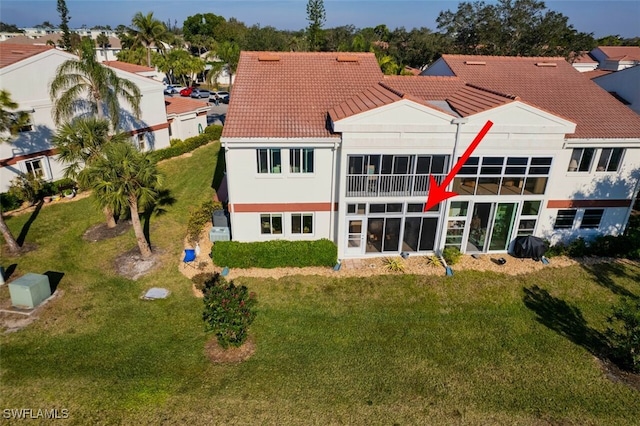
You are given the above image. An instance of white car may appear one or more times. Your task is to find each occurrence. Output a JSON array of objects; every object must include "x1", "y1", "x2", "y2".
[
  {"x1": 209, "y1": 91, "x2": 230, "y2": 102},
  {"x1": 164, "y1": 85, "x2": 184, "y2": 95}
]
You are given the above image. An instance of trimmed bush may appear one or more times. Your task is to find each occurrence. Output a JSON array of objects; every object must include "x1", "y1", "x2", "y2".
[
  {"x1": 151, "y1": 125, "x2": 223, "y2": 162},
  {"x1": 442, "y1": 246, "x2": 462, "y2": 265},
  {"x1": 212, "y1": 239, "x2": 337, "y2": 269},
  {"x1": 187, "y1": 200, "x2": 222, "y2": 244}
]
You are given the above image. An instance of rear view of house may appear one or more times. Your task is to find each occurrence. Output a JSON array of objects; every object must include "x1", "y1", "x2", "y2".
[{"x1": 221, "y1": 52, "x2": 640, "y2": 259}]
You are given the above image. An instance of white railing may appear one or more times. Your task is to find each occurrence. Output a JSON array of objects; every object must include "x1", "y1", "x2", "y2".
[{"x1": 346, "y1": 174, "x2": 446, "y2": 197}]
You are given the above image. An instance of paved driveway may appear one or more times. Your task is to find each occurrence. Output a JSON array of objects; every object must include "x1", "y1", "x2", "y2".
[{"x1": 207, "y1": 103, "x2": 228, "y2": 126}]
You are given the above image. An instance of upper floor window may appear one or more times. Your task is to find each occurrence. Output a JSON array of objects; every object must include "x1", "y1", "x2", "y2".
[
  {"x1": 257, "y1": 149, "x2": 281, "y2": 174},
  {"x1": 580, "y1": 209, "x2": 604, "y2": 229},
  {"x1": 568, "y1": 148, "x2": 595, "y2": 172},
  {"x1": 554, "y1": 209, "x2": 577, "y2": 229},
  {"x1": 596, "y1": 148, "x2": 624, "y2": 172},
  {"x1": 290, "y1": 148, "x2": 314, "y2": 173}
]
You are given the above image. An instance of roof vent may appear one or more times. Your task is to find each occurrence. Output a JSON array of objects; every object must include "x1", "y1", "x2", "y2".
[
  {"x1": 337, "y1": 55, "x2": 359, "y2": 63},
  {"x1": 464, "y1": 61, "x2": 486, "y2": 65},
  {"x1": 535, "y1": 62, "x2": 557, "y2": 67},
  {"x1": 258, "y1": 55, "x2": 280, "y2": 62},
  {"x1": 10, "y1": 50, "x2": 25, "y2": 55}
]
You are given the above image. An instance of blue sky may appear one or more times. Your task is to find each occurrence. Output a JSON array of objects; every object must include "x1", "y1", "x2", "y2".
[{"x1": 1, "y1": 1, "x2": 639, "y2": 38}]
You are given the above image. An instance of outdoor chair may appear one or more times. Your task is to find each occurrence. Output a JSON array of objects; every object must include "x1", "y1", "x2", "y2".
[{"x1": 183, "y1": 248, "x2": 197, "y2": 268}]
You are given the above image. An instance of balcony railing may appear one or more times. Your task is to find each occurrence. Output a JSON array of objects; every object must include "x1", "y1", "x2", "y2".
[{"x1": 346, "y1": 174, "x2": 447, "y2": 197}]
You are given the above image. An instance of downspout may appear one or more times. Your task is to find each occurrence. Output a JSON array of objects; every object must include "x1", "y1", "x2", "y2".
[{"x1": 329, "y1": 139, "x2": 339, "y2": 242}]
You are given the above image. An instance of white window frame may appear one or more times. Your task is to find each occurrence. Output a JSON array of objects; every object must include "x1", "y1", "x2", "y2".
[
  {"x1": 289, "y1": 148, "x2": 314, "y2": 174},
  {"x1": 257, "y1": 149, "x2": 282, "y2": 174},
  {"x1": 595, "y1": 148, "x2": 624, "y2": 172},
  {"x1": 568, "y1": 148, "x2": 595, "y2": 172},
  {"x1": 516, "y1": 200, "x2": 542, "y2": 236},
  {"x1": 291, "y1": 213, "x2": 314, "y2": 234},
  {"x1": 260, "y1": 213, "x2": 283, "y2": 234},
  {"x1": 22, "y1": 157, "x2": 49, "y2": 180}
]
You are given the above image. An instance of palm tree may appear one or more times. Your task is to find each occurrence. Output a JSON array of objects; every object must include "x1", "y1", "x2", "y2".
[
  {"x1": 52, "y1": 117, "x2": 131, "y2": 228},
  {"x1": 81, "y1": 141, "x2": 163, "y2": 258},
  {"x1": 0, "y1": 90, "x2": 29, "y2": 254},
  {"x1": 129, "y1": 12, "x2": 168, "y2": 68},
  {"x1": 49, "y1": 38, "x2": 142, "y2": 130},
  {"x1": 217, "y1": 41, "x2": 241, "y2": 91}
]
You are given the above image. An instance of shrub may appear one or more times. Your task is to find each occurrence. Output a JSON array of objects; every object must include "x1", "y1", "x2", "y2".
[
  {"x1": 567, "y1": 237, "x2": 588, "y2": 257},
  {"x1": 442, "y1": 246, "x2": 462, "y2": 265},
  {"x1": 202, "y1": 277, "x2": 257, "y2": 348},
  {"x1": 545, "y1": 242, "x2": 567, "y2": 258},
  {"x1": 383, "y1": 257, "x2": 405, "y2": 273},
  {"x1": 187, "y1": 200, "x2": 222, "y2": 244},
  {"x1": 8, "y1": 174, "x2": 45, "y2": 205},
  {"x1": 0, "y1": 191, "x2": 23, "y2": 211},
  {"x1": 212, "y1": 239, "x2": 337, "y2": 268},
  {"x1": 151, "y1": 127, "x2": 222, "y2": 162},
  {"x1": 192, "y1": 272, "x2": 222, "y2": 293},
  {"x1": 606, "y1": 297, "x2": 640, "y2": 373},
  {"x1": 426, "y1": 255, "x2": 442, "y2": 268}
]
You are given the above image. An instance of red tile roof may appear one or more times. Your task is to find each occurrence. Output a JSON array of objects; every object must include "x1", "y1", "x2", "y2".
[
  {"x1": 435, "y1": 54, "x2": 640, "y2": 139},
  {"x1": 572, "y1": 52, "x2": 598, "y2": 64},
  {"x1": 0, "y1": 43, "x2": 54, "y2": 68},
  {"x1": 445, "y1": 84, "x2": 517, "y2": 117},
  {"x1": 596, "y1": 46, "x2": 640, "y2": 62},
  {"x1": 104, "y1": 61, "x2": 154, "y2": 73},
  {"x1": 383, "y1": 75, "x2": 466, "y2": 100},
  {"x1": 165, "y1": 96, "x2": 209, "y2": 116},
  {"x1": 584, "y1": 69, "x2": 614, "y2": 79},
  {"x1": 222, "y1": 51, "x2": 383, "y2": 138},
  {"x1": 329, "y1": 83, "x2": 402, "y2": 121}
]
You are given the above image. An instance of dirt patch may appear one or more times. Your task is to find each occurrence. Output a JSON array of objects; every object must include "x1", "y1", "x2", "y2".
[
  {"x1": 83, "y1": 220, "x2": 132, "y2": 242},
  {"x1": 114, "y1": 246, "x2": 164, "y2": 280},
  {"x1": 1, "y1": 242, "x2": 38, "y2": 258},
  {"x1": 598, "y1": 357, "x2": 640, "y2": 391},
  {"x1": 204, "y1": 335, "x2": 256, "y2": 363}
]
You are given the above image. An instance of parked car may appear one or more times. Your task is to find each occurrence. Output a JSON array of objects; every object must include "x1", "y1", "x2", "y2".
[
  {"x1": 190, "y1": 88, "x2": 211, "y2": 99},
  {"x1": 221, "y1": 94, "x2": 230, "y2": 104},
  {"x1": 164, "y1": 85, "x2": 183, "y2": 95},
  {"x1": 209, "y1": 91, "x2": 230, "y2": 103},
  {"x1": 180, "y1": 87, "x2": 193, "y2": 97}
]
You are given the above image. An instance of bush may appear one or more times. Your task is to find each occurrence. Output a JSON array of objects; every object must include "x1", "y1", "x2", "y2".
[
  {"x1": 8, "y1": 174, "x2": 45, "y2": 205},
  {"x1": 383, "y1": 257, "x2": 405, "y2": 273},
  {"x1": 606, "y1": 297, "x2": 640, "y2": 373},
  {"x1": 545, "y1": 243, "x2": 567, "y2": 258},
  {"x1": 567, "y1": 237, "x2": 589, "y2": 257},
  {"x1": 187, "y1": 200, "x2": 222, "y2": 244},
  {"x1": 192, "y1": 272, "x2": 222, "y2": 293},
  {"x1": 426, "y1": 255, "x2": 442, "y2": 268},
  {"x1": 442, "y1": 246, "x2": 462, "y2": 265},
  {"x1": 151, "y1": 126, "x2": 222, "y2": 162},
  {"x1": 0, "y1": 191, "x2": 23, "y2": 211},
  {"x1": 202, "y1": 276, "x2": 257, "y2": 348},
  {"x1": 212, "y1": 239, "x2": 337, "y2": 268}
]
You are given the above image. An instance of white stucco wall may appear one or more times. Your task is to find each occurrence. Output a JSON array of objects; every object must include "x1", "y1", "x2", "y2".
[
  {"x1": 593, "y1": 66, "x2": 640, "y2": 114},
  {"x1": 169, "y1": 113, "x2": 208, "y2": 141}
]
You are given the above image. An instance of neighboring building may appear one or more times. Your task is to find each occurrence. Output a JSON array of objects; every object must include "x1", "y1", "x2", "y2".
[
  {"x1": 0, "y1": 44, "x2": 171, "y2": 192},
  {"x1": 589, "y1": 46, "x2": 640, "y2": 71},
  {"x1": 571, "y1": 51, "x2": 599, "y2": 73},
  {"x1": 592, "y1": 65, "x2": 640, "y2": 114},
  {"x1": 221, "y1": 52, "x2": 640, "y2": 259},
  {"x1": 165, "y1": 97, "x2": 210, "y2": 141},
  {"x1": 103, "y1": 60, "x2": 163, "y2": 82}
]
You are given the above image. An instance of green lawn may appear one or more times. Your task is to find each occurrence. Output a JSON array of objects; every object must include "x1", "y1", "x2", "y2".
[{"x1": 1, "y1": 142, "x2": 639, "y2": 425}]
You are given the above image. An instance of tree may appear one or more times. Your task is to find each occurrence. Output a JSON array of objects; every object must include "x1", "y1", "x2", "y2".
[
  {"x1": 116, "y1": 47, "x2": 147, "y2": 66},
  {"x1": 217, "y1": 41, "x2": 240, "y2": 90},
  {"x1": 49, "y1": 38, "x2": 142, "y2": 130},
  {"x1": 607, "y1": 297, "x2": 640, "y2": 373},
  {"x1": 95, "y1": 33, "x2": 110, "y2": 60},
  {"x1": 306, "y1": 0, "x2": 326, "y2": 51},
  {"x1": 0, "y1": 90, "x2": 30, "y2": 255},
  {"x1": 436, "y1": 0, "x2": 595, "y2": 58},
  {"x1": 57, "y1": 0, "x2": 72, "y2": 51},
  {"x1": 0, "y1": 22, "x2": 23, "y2": 33},
  {"x1": 128, "y1": 12, "x2": 168, "y2": 67},
  {"x1": 154, "y1": 49, "x2": 205, "y2": 87},
  {"x1": 81, "y1": 141, "x2": 163, "y2": 258}
]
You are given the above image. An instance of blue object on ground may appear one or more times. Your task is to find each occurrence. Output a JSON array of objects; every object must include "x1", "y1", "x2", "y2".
[
  {"x1": 445, "y1": 266, "x2": 454, "y2": 276},
  {"x1": 333, "y1": 262, "x2": 341, "y2": 271},
  {"x1": 183, "y1": 249, "x2": 196, "y2": 268},
  {"x1": 221, "y1": 267, "x2": 229, "y2": 276},
  {"x1": 541, "y1": 256, "x2": 550, "y2": 265}
]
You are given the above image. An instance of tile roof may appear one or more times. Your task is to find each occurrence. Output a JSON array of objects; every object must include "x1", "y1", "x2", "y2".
[
  {"x1": 329, "y1": 83, "x2": 402, "y2": 121},
  {"x1": 0, "y1": 43, "x2": 54, "y2": 68},
  {"x1": 165, "y1": 96, "x2": 209, "y2": 116},
  {"x1": 436, "y1": 54, "x2": 640, "y2": 139},
  {"x1": 596, "y1": 46, "x2": 640, "y2": 62},
  {"x1": 1, "y1": 35, "x2": 39, "y2": 44},
  {"x1": 222, "y1": 51, "x2": 383, "y2": 138},
  {"x1": 584, "y1": 69, "x2": 615, "y2": 79},
  {"x1": 572, "y1": 52, "x2": 598, "y2": 64},
  {"x1": 383, "y1": 75, "x2": 466, "y2": 100},
  {"x1": 445, "y1": 84, "x2": 517, "y2": 117},
  {"x1": 104, "y1": 60, "x2": 154, "y2": 73}
]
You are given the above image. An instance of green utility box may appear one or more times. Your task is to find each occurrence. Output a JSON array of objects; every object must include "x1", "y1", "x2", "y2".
[{"x1": 8, "y1": 273, "x2": 51, "y2": 309}]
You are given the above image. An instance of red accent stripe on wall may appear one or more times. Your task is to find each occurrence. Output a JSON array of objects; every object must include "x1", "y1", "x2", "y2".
[
  {"x1": 0, "y1": 149, "x2": 58, "y2": 167},
  {"x1": 547, "y1": 199, "x2": 631, "y2": 208},
  {"x1": 129, "y1": 122, "x2": 170, "y2": 135},
  {"x1": 232, "y1": 202, "x2": 338, "y2": 213}
]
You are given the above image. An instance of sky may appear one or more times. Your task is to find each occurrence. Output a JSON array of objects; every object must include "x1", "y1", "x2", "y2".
[{"x1": 1, "y1": 0, "x2": 639, "y2": 39}]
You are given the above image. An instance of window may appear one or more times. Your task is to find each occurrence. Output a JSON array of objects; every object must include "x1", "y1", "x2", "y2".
[
  {"x1": 596, "y1": 148, "x2": 624, "y2": 172},
  {"x1": 137, "y1": 133, "x2": 146, "y2": 150},
  {"x1": 291, "y1": 213, "x2": 313, "y2": 234},
  {"x1": 568, "y1": 148, "x2": 595, "y2": 172},
  {"x1": 290, "y1": 148, "x2": 314, "y2": 173},
  {"x1": 260, "y1": 214, "x2": 282, "y2": 234},
  {"x1": 517, "y1": 201, "x2": 541, "y2": 236},
  {"x1": 25, "y1": 158, "x2": 44, "y2": 178},
  {"x1": 554, "y1": 210, "x2": 577, "y2": 229},
  {"x1": 580, "y1": 209, "x2": 604, "y2": 229},
  {"x1": 347, "y1": 203, "x2": 366, "y2": 215},
  {"x1": 257, "y1": 149, "x2": 281, "y2": 174}
]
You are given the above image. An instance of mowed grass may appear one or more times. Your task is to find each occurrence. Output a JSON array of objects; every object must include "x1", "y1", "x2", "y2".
[{"x1": 1, "y1": 142, "x2": 639, "y2": 425}]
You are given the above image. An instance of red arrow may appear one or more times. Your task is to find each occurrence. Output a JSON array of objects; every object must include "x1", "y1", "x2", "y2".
[{"x1": 424, "y1": 120, "x2": 494, "y2": 212}]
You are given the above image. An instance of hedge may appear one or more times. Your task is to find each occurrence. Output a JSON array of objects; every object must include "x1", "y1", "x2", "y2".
[
  {"x1": 151, "y1": 125, "x2": 223, "y2": 162},
  {"x1": 212, "y1": 239, "x2": 338, "y2": 269}
]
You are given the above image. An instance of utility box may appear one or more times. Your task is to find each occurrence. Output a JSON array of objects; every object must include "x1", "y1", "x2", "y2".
[
  {"x1": 209, "y1": 226, "x2": 231, "y2": 242},
  {"x1": 8, "y1": 273, "x2": 51, "y2": 309},
  {"x1": 212, "y1": 210, "x2": 228, "y2": 228}
]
